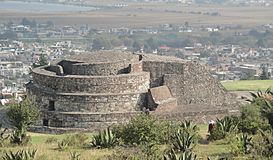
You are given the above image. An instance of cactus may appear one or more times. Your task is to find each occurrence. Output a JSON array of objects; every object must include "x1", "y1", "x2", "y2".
[{"x1": 91, "y1": 127, "x2": 117, "y2": 148}]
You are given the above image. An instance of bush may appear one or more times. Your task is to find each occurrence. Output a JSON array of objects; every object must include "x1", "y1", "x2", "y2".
[
  {"x1": 44, "y1": 137, "x2": 58, "y2": 144},
  {"x1": 208, "y1": 116, "x2": 238, "y2": 141},
  {"x1": 207, "y1": 128, "x2": 225, "y2": 141},
  {"x1": 229, "y1": 133, "x2": 253, "y2": 155},
  {"x1": 239, "y1": 104, "x2": 270, "y2": 134},
  {"x1": 0, "y1": 124, "x2": 10, "y2": 147},
  {"x1": 7, "y1": 98, "x2": 39, "y2": 132},
  {"x1": 105, "y1": 145, "x2": 161, "y2": 160},
  {"x1": 252, "y1": 130, "x2": 273, "y2": 158},
  {"x1": 113, "y1": 114, "x2": 165, "y2": 146},
  {"x1": 66, "y1": 133, "x2": 89, "y2": 147},
  {"x1": 6, "y1": 98, "x2": 39, "y2": 145}
]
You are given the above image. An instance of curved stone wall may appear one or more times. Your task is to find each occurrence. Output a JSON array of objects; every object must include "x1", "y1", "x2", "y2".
[
  {"x1": 44, "y1": 111, "x2": 139, "y2": 128},
  {"x1": 70, "y1": 61, "x2": 131, "y2": 76},
  {"x1": 27, "y1": 83, "x2": 147, "y2": 113},
  {"x1": 32, "y1": 68, "x2": 150, "y2": 94}
]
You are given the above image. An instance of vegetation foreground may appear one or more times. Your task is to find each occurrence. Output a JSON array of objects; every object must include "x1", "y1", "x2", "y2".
[{"x1": 0, "y1": 88, "x2": 273, "y2": 160}]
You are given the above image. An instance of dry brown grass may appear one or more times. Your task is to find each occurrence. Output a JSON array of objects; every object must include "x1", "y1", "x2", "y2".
[{"x1": 0, "y1": 2, "x2": 272, "y2": 28}]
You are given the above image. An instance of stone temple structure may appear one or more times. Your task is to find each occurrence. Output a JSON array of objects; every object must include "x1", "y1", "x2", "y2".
[{"x1": 26, "y1": 51, "x2": 239, "y2": 133}]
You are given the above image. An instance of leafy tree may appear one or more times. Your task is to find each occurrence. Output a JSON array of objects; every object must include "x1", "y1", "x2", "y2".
[
  {"x1": 0, "y1": 31, "x2": 18, "y2": 40},
  {"x1": 20, "y1": 18, "x2": 36, "y2": 28},
  {"x1": 46, "y1": 20, "x2": 54, "y2": 28},
  {"x1": 33, "y1": 54, "x2": 48, "y2": 68},
  {"x1": 132, "y1": 41, "x2": 141, "y2": 52},
  {"x1": 259, "y1": 65, "x2": 269, "y2": 80},
  {"x1": 7, "y1": 98, "x2": 39, "y2": 145},
  {"x1": 92, "y1": 37, "x2": 111, "y2": 51}
]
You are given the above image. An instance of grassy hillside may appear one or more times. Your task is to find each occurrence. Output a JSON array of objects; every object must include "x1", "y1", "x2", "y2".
[{"x1": 221, "y1": 80, "x2": 273, "y2": 91}]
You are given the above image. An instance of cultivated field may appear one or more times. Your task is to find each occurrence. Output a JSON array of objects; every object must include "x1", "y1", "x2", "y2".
[
  {"x1": 221, "y1": 80, "x2": 273, "y2": 91},
  {"x1": 0, "y1": 1, "x2": 273, "y2": 28}
]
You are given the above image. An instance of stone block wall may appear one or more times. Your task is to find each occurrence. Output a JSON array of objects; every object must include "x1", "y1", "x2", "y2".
[
  {"x1": 27, "y1": 83, "x2": 147, "y2": 113},
  {"x1": 32, "y1": 68, "x2": 150, "y2": 94},
  {"x1": 142, "y1": 61, "x2": 184, "y2": 87}
]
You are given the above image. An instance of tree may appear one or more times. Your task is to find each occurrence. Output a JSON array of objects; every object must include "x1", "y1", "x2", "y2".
[
  {"x1": 33, "y1": 54, "x2": 48, "y2": 68},
  {"x1": 92, "y1": 37, "x2": 111, "y2": 51},
  {"x1": 185, "y1": 21, "x2": 189, "y2": 29},
  {"x1": 0, "y1": 30, "x2": 18, "y2": 40},
  {"x1": 132, "y1": 41, "x2": 141, "y2": 52},
  {"x1": 260, "y1": 65, "x2": 269, "y2": 80},
  {"x1": 7, "y1": 98, "x2": 39, "y2": 145}
]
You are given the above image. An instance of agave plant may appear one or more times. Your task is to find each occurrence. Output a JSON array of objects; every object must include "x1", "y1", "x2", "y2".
[
  {"x1": 91, "y1": 127, "x2": 117, "y2": 148},
  {"x1": 216, "y1": 116, "x2": 237, "y2": 136},
  {"x1": 181, "y1": 120, "x2": 198, "y2": 132},
  {"x1": 0, "y1": 124, "x2": 10, "y2": 147},
  {"x1": 164, "y1": 149, "x2": 197, "y2": 160},
  {"x1": 70, "y1": 151, "x2": 81, "y2": 160},
  {"x1": 10, "y1": 128, "x2": 31, "y2": 146},
  {"x1": 172, "y1": 129, "x2": 195, "y2": 153},
  {"x1": 2, "y1": 149, "x2": 37, "y2": 160},
  {"x1": 238, "y1": 134, "x2": 253, "y2": 154},
  {"x1": 247, "y1": 88, "x2": 273, "y2": 103},
  {"x1": 58, "y1": 140, "x2": 69, "y2": 151}
]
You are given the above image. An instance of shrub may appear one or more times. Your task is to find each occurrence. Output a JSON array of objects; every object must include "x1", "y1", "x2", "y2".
[
  {"x1": 239, "y1": 104, "x2": 270, "y2": 134},
  {"x1": 207, "y1": 128, "x2": 225, "y2": 141},
  {"x1": 6, "y1": 98, "x2": 39, "y2": 145},
  {"x1": 208, "y1": 116, "x2": 238, "y2": 141},
  {"x1": 113, "y1": 114, "x2": 164, "y2": 145},
  {"x1": 91, "y1": 127, "x2": 117, "y2": 148},
  {"x1": 229, "y1": 133, "x2": 253, "y2": 155},
  {"x1": 44, "y1": 137, "x2": 58, "y2": 144},
  {"x1": 105, "y1": 145, "x2": 161, "y2": 160},
  {"x1": 2, "y1": 149, "x2": 37, "y2": 160},
  {"x1": 7, "y1": 98, "x2": 39, "y2": 132},
  {"x1": 66, "y1": 133, "x2": 89, "y2": 147},
  {"x1": 252, "y1": 130, "x2": 273, "y2": 158},
  {"x1": 0, "y1": 124, "x2": 10, "y2": 147},
  {"x1": 261, "y1": 100, "x2": 273, "y2": 129}
]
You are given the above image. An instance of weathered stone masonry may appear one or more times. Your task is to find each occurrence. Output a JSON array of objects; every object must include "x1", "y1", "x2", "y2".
[{"x1": 27, "y1": 51, "x2": 239, "y2": 133}]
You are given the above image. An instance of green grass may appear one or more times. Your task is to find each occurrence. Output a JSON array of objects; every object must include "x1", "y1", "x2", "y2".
[
  {"x1": 221, "y1": 80, "x2": 273, "y2": 91},
  {"x1": 0, "y1": 125, "x2": 232, "y2": 160}
]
